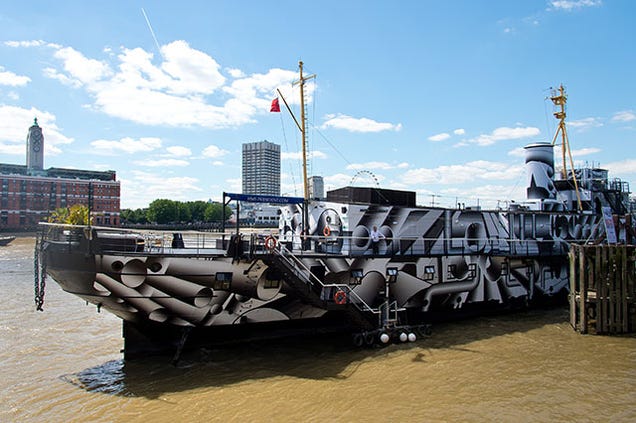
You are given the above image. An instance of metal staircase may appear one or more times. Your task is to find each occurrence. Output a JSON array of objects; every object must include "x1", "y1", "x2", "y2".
[{"x1": 264, "y1": 245, "x2": 378, "y2": 330}]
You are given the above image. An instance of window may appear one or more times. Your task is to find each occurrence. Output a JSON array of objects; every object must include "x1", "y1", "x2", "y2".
[
  {"x1": 424, "y1": 265, "x2": 435, "y2": 281},
  {"x1": 263, "y1": 278, "x2": 280, "y2": 289},
  {"x1": 213, "y1": 272, "x2": 232, "y2": 290}
]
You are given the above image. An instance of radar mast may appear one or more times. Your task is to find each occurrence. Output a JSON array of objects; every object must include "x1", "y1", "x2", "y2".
[{"x1": 550, "y1": 85, "x2": 582, "y2": 211}]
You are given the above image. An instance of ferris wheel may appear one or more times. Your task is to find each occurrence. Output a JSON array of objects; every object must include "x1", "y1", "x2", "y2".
[{"x1": 350, "y1": 170, "x2": 380, "y2": 187}]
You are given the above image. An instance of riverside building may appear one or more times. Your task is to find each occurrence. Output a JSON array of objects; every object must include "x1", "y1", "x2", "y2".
[{"x1": 0, "y1": 119, "x2": 120, "y2": 230}]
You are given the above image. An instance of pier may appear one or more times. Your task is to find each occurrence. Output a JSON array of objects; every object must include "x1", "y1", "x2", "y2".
[{"x1": 569, "y1": 244, "x2": 636, "y2": 334}]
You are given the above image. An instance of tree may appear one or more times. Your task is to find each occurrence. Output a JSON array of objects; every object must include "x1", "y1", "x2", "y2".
[
  {"x1": 204, "y1": 202, "x2": 231, "y2": 222},
  {"x1": 186, "y1": 201, "x2": 208, "y2": 222},
  {"x1": 147, "y1": 199, "x2": 177, "y2": 224},
  {"x1": 120, "y1": 208, "x2": 148, "y2": 224},
  {"x1": 48, "y1": 204, "x2": 90, "y2": 225},
  {"x1": 176, "y1": 201, "x2": 191, "y2": 223},
  {"x1": 48, "y1": 207, "x2": 69, "y2": 224}
]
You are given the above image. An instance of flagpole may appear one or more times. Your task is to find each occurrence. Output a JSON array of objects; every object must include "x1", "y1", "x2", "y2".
[{"x1": 276, "y1": 89, "x2": 302, "y2": 133}]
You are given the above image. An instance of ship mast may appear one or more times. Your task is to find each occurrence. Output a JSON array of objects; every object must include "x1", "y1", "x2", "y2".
[
  {"x1": 292, "y1": 61, "x2": 315, "y2": 201},
  {"x1": 550, "y1": 85, "x2": 582, "y2": 211}
]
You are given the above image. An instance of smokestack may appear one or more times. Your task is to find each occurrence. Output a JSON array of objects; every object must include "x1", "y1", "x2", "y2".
[{"x1": 524, "y1": 143, "x2": 556, "y2": 200}]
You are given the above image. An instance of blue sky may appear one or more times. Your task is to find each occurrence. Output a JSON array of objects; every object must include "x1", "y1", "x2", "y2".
[{"x1": 0, "y1": 0, "x2": 634, "y2": 209}]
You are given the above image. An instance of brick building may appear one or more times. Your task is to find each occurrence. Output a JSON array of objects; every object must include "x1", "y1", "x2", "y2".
[{"x1": 0, "y1": 119, "x2": 120, "y2": 230}]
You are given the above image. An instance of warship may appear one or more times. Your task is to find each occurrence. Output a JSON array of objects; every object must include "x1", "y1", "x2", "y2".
[{"x1": 35, "y1": 65, "x2": 635, "y2": 359}]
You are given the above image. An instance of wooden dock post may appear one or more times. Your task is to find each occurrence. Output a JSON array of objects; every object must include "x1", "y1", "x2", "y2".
[{"x1": 569, "y1": 244, "x2": 636, "y2": 335}]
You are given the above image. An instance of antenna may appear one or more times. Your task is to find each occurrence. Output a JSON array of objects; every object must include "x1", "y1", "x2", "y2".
[
  {"x1": 550, "y1": 85, "x2": 582, "y2": 211},
  {"x1": 141, "y1": 8, "x2": 163, "y2": 59}
]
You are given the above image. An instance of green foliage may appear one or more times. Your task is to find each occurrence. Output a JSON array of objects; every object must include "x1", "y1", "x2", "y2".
[
  {"x1": 130, "y1": 199, "x2": 231, "y2": 224},
  {"x1": 146, "y1": 199, "x2": 177, "y2": 224},
  {"x1": 48, "y1": 204, "x2": 90, "y2": 225},
  {"x1": 176, "y1": 202, "x2": 191, "y2": 223},
  {"x1": 120, "y1": 208, "x2": 148, "y2": 224},
  {"x1": 48, "y1": 207, "x2": 69, "y2": 223},
  {"x1": 186, "y1": 201, "x2": 208, "y2": 222},
  {"x1": 204, "y1": 202, "x2": 228, "y2": 222}
]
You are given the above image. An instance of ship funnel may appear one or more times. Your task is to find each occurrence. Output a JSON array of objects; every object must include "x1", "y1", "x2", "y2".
[{"x1": 524, "y1": 143, "x2": 556, "y2": 200}]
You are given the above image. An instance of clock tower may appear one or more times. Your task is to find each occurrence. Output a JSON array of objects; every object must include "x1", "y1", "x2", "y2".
[{"x1": 26, "y1": 117, "x2": 44, "y2": 172}]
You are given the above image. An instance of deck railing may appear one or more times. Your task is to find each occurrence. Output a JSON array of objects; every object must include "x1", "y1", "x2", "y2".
[{"x1": 39, "y1": 222, "x2": 582, "y2": 259}]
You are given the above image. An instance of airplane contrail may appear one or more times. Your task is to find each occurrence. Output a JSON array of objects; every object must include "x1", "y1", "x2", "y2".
[{"x1": 141, "y1": 8, "x2": 163, "y2": 58}]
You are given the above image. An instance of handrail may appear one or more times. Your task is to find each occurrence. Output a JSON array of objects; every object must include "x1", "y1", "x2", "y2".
[
  {"x1": 275, "y1": 244, "x2": 378, "y2": 314},
  {"x1": 39, "y1": 220, "x2": 605, "y2": 259}
]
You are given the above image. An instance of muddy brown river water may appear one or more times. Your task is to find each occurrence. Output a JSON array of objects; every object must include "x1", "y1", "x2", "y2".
[{"x1": 1, "y1": 237, "x2": 634, "y2": 422}]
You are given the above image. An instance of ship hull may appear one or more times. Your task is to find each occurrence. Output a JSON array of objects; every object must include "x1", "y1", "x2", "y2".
[{"x1": 38, "y1": 196, "x2": 595, "y2": 358}]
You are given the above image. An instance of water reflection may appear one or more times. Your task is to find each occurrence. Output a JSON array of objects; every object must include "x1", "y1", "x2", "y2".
[
  {"x1": 60, "y1": 360, "x2": 128, "y2": 396},
  {"x1": 60, "y1": 306, "x2": 570, "y2": 400}
]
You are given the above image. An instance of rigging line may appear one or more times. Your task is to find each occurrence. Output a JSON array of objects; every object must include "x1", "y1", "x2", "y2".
[
  {"x1": 309, "y1": 122, "x2": 391, "y2": 202},
  {"x1": 309, "y1": 75, "x2": 317, "y2": 178},
  {"x1": 543, "y1": 92, "x2": 553, "y2": 142},
  {"x1": 506, "y1": 169, "x2": 524, "y2": 204},
  {"x1": 278, "y1": 106, "x2": 297, "y2": 196},
  {"x1": 310, "y1": 123, "x2": 353, "y2": 167}
]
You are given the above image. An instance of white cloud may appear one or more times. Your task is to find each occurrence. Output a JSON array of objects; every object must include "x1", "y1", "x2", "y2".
[
  {"x1": 429, "y1": 128, "x2": 465, "y2": 142},
  {"x1": 323, "y1": 173, "x2": 355, "y2": 190},
  {"x1": 401, "y1": 160, "x2": 524, "y2": 185},
  {"x1": 0, "y1": 142, "x2": 28, "y2": 155},
  {"x1": 92, "y1": 163, "x2": 113, "y2": 171},
  {"x1": 160, "y1": 40, "x2": 225, "y2": 95},
  {"x1": 568, "y1": 117, "x2": 603, "y2": 130},
  {"x1": 0, "y1": 105, "x2": 73, "y2": 155},
  {"x1": 132, "y1": 158, "x2": 190, "y2": 167},
  {"x1": 432, "y1": 184, "x2": 528, "y2": 209},
  {"x1": 463, "y1": 126, "x2": 541, "y2": 146},
  {"x1": 281, "y1": 150, "x2": 327, "y2": 160},
  {"x1": 0, "y1": 66, "x2": 31, "y2": 86},
  {"x1": 508, "y1": 147, "x2": 527, "y2": 157},
  {"x1": 54, "y1": 46, "x2": 113, "y2": 85},
  {"x1": 226, "y1": 68, "x2": 245, "y2": 78},
  {"x1": 611, "y1": 110, "x2": 636, "y2": 123},
  {"x1": 165, "y1": 146, "x2": 192, "y2": 157},
  {"x1": 508, "y1": 145, "x2": 600, "y2": 158},
  {"x1": 4, "y1": 40, "x2": 47, "y2": 48},
  {"x1": 202, "y1": 145, "x2": 229, "y2": 158},
  {"x1": 428, "y1": 132, "x2": 450, "y2": 142},
  {"x1": 32, "y1": 40, "x2": 301, "y2": 129},
  {"x1": 321, "y1": 114, "x2": 402, "y2": 133},
  {"x1": 42, "y1": 67, "x2": 82, "y2": 88},
  {"x1": 121, "y1": 171, "x2": 202, "y2": 208},
  {"x1": 346, "y1": 161, "x2": 401, "y2": 171},
  {"x1": 90, "y1": 137, "x2": 162, "y2": 154},
  {"x1": 549, "y1": 0, "x2": 602, "y2": 11},
  {"x1": 223, "y1": 177, "x2": 242, "y2": 194},
  {"x1": 223, "y1": 67, "x2": 304, "y2": 117},
  {"x1": 570, "y1": 147, "x2": 601, "y2": 157},
  {"x1": 603, "y1": 159, "x2": 636, "y2": 175}
]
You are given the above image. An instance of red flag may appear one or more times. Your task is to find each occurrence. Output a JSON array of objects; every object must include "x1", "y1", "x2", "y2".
[{"x1": 270, "y1": 97, "x2": 280, "y2": 112}]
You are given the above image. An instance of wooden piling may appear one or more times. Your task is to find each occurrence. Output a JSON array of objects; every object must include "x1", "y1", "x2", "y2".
[{"x1": 569, "y1": 244, "x2": 636, "y2": 335}]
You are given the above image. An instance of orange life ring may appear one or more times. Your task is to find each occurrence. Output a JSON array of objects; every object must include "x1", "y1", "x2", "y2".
[
  {"x1": 323, "y1": 226, "x2": 331, "y2": 237},
  {"x1": 264, "y1": 236, "x2": 277, "y2": 251},
  {"x1": 334, "y1": 290, "x2": 347, "y2": 305}
]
